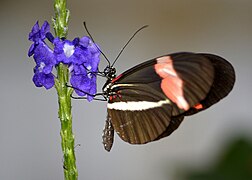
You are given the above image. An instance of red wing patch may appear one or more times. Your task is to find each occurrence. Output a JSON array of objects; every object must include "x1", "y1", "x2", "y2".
[
  {"x1": 194, "y1": 103, "x2": 203, "y2": 110},
  {"x1": 154, "y1": 56, "x2": 190, "y2": 111}
]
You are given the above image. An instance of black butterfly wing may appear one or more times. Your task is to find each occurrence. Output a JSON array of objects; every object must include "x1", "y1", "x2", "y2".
[{"x1": 107, "y1": 52, "x2": 231, "y2": 145}]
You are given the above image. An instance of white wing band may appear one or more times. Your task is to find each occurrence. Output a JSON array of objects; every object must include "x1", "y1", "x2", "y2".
[{"x1": 107, "y1": 99, "x2": 170, "y2": 111}]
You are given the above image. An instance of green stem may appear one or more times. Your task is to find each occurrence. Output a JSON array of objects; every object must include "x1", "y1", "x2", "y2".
[
  {"x1": 53, "y1": 0, "x2": 78, "y2": 179},
  {"x1": 55, "y1": 64, "x2": 77, "y2": 180},
  {"x1": 53, "y1": 0, "x2": 70, "y2": 38}
]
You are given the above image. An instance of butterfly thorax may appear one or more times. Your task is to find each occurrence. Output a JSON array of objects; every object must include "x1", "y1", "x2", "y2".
[{"x1": 102, "y1": 66, "x2": 117, "y2": 98}]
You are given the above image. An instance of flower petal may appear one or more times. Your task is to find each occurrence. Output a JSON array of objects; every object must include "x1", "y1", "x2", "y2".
[
  {"x1": 29, "y1": 21, "x2": 40, "y2": 42},
  {"x1": 43, "y1": 73, "x2": 55, "y2": 89},
  {"x1": 32, "y1": 72, "x2": 43, "y2": 87},
  {"x1": 40, "y1": 21, "x2": 50, "y2": 40},
  {"x1": 79, "y1": 36, "x2": 90, "y2": 47},
  {"x1": 32, "y1": 70, "x2": 55, "y2": 89},
  {"x1": 28, "y1": 43, "x2": 36, "y2": 57}
]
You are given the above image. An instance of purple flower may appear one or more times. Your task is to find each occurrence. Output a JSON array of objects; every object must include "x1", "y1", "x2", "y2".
[
  {"x1": 28, "y1": 21, "x2": 50, "y2": 43},
  {"x1": 74, "y1": 36, "x2": 100, "y2": 101},
  {"x1": 53, "y1": 35, "x2": 100, "y2": 100},
  {"x1": 33, "y1": 64, "x2": 55, "y2": 89},
  {"x1": 28, "y1": 21, "x2": 56, "y2": 90},
  {"x1": 28, "y1": 21, "x2": 101, "y2": 100},
  {"x1": 28, "y1": 21, "x2": 51, "y2": 57},
  {"x1": 54, "y1": 38, "x2": 83, "y2": 64},
  {"x1": 70, "y1": 63, "x2": 98, "y2": 101},
  {"x1": 31, "y1": 42, "x2": 55, "y2": 89}
]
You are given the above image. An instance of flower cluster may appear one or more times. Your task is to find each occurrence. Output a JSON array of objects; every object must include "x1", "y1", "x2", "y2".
[{"x1": 28, "y1": 21, "x2": 100, "y2": 101}]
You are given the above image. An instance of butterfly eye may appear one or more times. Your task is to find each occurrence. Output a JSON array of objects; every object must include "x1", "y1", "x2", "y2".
[{"x1": 111, "y1": 68, "x2": 116, "y2": 76}]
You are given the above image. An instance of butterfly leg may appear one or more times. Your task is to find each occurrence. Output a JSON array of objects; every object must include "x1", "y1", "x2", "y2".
[
  {"x1": 66, "y1": 83, "x2": 108, "y2": 101},
  {"x1": 70, "y1": 93, "x2": 107, "y2": 101}
]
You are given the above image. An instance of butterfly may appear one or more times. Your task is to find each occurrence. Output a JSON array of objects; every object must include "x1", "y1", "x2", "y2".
[
  {"x1": 81, "y1": 23, "x2": 235, "y2": 152},
  {"x1": 101, "y1": 52, "x2": 235, "y2": 151}
]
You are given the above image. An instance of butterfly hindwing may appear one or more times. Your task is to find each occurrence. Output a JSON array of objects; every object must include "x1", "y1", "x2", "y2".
[{"x1": 154, "y1": 115, "x2": 185, "y2": 141}]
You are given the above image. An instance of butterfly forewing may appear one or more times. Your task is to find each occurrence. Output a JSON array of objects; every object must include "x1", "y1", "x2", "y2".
[
  {"x1": 154, "y1": 53, "x2": 236, "y2": 140},
  {"x1": 184, "y1": 53, "x2": 236, "y2": 116}
]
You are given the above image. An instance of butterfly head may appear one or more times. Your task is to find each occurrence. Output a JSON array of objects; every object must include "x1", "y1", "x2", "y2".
[{"x1": 104, "y1": 65, "x2": 116, "y2": 81}]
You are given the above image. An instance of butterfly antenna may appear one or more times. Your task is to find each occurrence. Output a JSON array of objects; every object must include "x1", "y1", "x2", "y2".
[
  {"x1": 111, "y1": 25, "x2": 149, "y2": 67},
  {"x1": 83, "y1": 22, "x2": 111, "y2": 67}
]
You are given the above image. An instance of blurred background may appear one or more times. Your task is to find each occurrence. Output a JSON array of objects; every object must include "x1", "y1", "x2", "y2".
[{"x1": 0, "y1": 0, "x2": 252, "y2": 179}]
